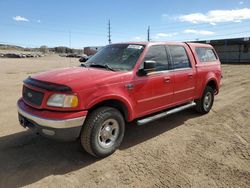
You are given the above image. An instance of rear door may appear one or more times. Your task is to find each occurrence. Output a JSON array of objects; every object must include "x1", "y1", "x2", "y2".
[
  {"x1": 167, "y1": 45, "x2": 196, "y2": 104},
  {"x1": 131, "y1": 45, "x2": 174, "y2": 117}
]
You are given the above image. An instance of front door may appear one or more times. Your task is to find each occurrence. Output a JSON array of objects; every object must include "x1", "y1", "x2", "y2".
[{"x1": 131, "y1": 45, "x2": 174, "y2": 117}]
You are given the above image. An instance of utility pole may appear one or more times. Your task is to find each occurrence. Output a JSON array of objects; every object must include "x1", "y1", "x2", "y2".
[
  {"x1": 147, "y1": 26, "x2": 150, "y2": 42},
  {"x1": 108, "y1": 19, "x2": 111, "y2": 44},
  {"x1": 69, "y1": 30, "x2": 71, "y2": 63},
  {"x1": 69, "y1": 30, "x2": 71, "y2": 49}
]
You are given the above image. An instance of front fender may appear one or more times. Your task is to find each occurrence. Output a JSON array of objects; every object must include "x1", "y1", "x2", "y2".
[{"x1": 85, "y1": 94, "x2": 135, "y2": 121}]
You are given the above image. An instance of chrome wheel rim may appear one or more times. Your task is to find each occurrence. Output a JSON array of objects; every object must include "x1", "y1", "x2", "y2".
[
  {"x1": 203, "y1": 92, "x2": 212, "y2": 111},
  {"x1": 98, "y1": 119, "x2": 119, "y2": 148}
]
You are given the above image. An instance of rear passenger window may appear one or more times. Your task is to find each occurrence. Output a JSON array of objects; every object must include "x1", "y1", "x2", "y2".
[
  {"x1": 144, "y1": 45, "x2": 169, "y2": 71},
  {"x1": 195, "y1": 47, "x2": 217, "y2": 62},
  {"x1": 168, "y1": 45, "x2": 191, "y2": 69}
]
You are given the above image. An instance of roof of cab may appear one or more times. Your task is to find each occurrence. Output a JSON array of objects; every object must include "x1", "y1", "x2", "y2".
[
  {"x1": 112, "y1": 41, "x2": 213, "y2": 48},
  {"x1": 112, "y1": 41, "x2": 187, "y2": 46},
  {"x1": 186, "y1": 42, "x2": 213, "y2": 48}
]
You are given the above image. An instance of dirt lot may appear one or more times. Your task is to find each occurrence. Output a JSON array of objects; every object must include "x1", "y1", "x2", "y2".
[{"x1": 0, "y1": 55, "x2": 249, "y2": 188}]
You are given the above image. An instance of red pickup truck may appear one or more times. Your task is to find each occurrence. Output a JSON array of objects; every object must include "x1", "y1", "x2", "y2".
[{"x1": 17, "y1": 42, "x2": 221, "y2": 158}]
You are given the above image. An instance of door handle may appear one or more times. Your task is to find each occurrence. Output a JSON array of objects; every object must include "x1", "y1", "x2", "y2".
[
  {"x1": 188, "y1": 74, "x2": 193, "y2": 79},
  {"x1": 164, "y1": 77, "x2": 171, "y2": 83}
]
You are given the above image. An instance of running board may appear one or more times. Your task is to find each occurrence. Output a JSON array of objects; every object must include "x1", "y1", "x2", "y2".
[{"x1": 137, "y1": 102, "x2": 196, "y2": 125}]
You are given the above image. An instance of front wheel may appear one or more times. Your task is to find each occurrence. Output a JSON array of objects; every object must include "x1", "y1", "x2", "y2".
[
  {"x1": 80, "y1": 107, "x2": 125, "y2": 158},
  {"x1": 195, "y1": 86, "x2": 214, "y2": 114}
]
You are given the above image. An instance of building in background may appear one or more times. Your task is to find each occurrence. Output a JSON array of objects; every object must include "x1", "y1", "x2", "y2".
[
  {"x1": 83, "y1": 46, "x2": 103, "y2": 56},
  {"x1": 196, "y1": 37, "x2": 250, "y2": 63}
]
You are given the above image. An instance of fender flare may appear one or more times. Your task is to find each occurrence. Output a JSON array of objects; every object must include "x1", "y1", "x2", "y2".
[
  {"x1": 85, "y1": 94, "x2": 135, "y2": 121},
  {"x1": 202, "y1": 77, "x2": 219, "y2": 96},
  {"x1": 199, "y1": 72, "x2": 219, "y2": 98}
]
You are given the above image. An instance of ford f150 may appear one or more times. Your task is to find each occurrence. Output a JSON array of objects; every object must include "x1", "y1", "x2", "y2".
[{"x1": 17, "y1": 42, "x2": 221, "y2": 158}]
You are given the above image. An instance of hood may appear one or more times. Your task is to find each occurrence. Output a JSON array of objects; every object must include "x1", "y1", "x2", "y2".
[{"x1": 32, "y1": 67, "x2": 131, "y2": 92}]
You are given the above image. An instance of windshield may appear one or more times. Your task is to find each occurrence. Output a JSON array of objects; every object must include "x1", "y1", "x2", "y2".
[{"x1": 85, "y1": 44, "x2": 145, "y2": 71}]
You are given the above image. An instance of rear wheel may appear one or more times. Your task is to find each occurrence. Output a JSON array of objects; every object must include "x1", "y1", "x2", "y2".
[
  {"x1": 195, "y1": 86, "x2": 214, "y2": 114},
  {"x1": 80, "y1": 107, "x2": 125, "y2": 158}
]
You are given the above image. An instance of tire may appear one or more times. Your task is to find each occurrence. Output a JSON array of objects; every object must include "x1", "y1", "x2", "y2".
[
  {"x1": 195, "y1": 86, "x2": 214, "y2": 114},
  {"x1": 80, "y1": 107, "x2": 125, "y2": 158}
]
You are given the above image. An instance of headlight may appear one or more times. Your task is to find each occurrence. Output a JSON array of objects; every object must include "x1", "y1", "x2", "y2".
[{"x1": 47, "y1": 94, "x2": 78, "y2": 108}]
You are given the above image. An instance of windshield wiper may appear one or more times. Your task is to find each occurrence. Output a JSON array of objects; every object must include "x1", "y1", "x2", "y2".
[{"x1": 89, "y1": 63, "x2": 115, "y2": 71}]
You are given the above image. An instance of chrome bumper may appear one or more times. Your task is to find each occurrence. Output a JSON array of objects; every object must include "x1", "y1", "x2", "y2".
[{"x1": 17, "y1": 105, "x2": 86, "y2": 129}]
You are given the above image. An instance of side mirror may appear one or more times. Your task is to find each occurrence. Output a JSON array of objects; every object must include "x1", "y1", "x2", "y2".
[
  {"x1": 144, "y1": 60, "x2": 156, "y2": 70},
  {"x1": 137, "y1": 60, "x2": 156, "y2": 76},
  {"x1": 144, "y1": 60, "x2": 156, "y2": 73}
]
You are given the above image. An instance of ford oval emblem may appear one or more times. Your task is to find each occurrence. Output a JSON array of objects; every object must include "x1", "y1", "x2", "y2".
[{"x1": 27, "y1": 92, "x2": 33, "y2": 98}]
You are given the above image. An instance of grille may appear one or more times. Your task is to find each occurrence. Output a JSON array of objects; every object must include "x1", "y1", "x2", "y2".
[{"x1": 23, "y1": 86, "x2": 44, "y2": 106}]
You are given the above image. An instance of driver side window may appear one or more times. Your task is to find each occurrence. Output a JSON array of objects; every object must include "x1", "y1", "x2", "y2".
[{"x1": 143, "y1": 45, "x2": 170, "y2": 71}]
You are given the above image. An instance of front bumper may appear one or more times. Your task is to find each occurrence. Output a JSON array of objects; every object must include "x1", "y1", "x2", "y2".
[{"x1": 17, "y1": 99, "x2": 87, "y2": 141}]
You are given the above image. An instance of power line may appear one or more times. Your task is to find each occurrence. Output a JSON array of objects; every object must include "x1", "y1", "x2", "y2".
[
  {"x1": 152, "y1": 20, "x2": 250, "y2": 33},
  {"x1": 109, "y1": 21, "x2": 250, "y2": 38},
  {"x1": 199, "y1": 30, "x2": 250, "y2": 40},
  {"x1": 1, "y1": 19, "x2": 250, "y2": 47},
  {"x1": 168, "y1": 30, "x2": 250, "y2": 42},
  {"x1": 1, "y1": 19, "x2": 250, "y2": 39},
  {"x1": 0, "y1": 22, "x2": 106, "y2": 37},
  {"x1": 1, "y1": 30, "x2": 250, "y2": 48}
]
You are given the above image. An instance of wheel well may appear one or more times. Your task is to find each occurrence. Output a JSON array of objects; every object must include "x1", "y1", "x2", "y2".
[
  {"x1": 207, "y1": 80, "x2": 218, "y2": 94},
  {"x1": 88, "y1": 100, "x2": 129, "y2": 122}
]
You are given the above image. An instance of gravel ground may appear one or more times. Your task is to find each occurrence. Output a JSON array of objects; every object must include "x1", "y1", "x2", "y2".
[{"x1": 0, "y1": 55, "x2": 249, "y2": 188}]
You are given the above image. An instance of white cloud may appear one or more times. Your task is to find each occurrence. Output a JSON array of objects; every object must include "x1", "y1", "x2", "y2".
[
  {"x1": 162, "y1": 14, "x2": 172, "y2": 21},
  {"x1": 153, "y1": 32, "x2": 178, "y2": 39},
  {"x1": 178, "y1": 8, "x2": 250, "y2": 24},
  {"x1": 184, "y1": 29, "x2": 214, "y2": 35},
  {"x1": 129, "y1": 35, "x2": 146, "y2": 42},
  {"x1": 134, "y1": 36, "x2": 142, "y2": 40},
  {"x1": 131, "y1": 36, "x2": 144, "y2": 41},
  {"x1": 13, "y1": 16, "x2": 29, "y2": 22}
]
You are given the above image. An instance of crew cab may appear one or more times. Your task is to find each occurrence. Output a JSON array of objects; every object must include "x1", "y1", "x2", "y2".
[{"x1": 17, "y1": 42, "x2": 221, "y2": 158}]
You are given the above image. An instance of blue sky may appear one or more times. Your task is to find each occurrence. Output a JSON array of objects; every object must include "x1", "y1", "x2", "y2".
[{"x1": 0, "y1": 0, "x2": 250, "y2": 48}]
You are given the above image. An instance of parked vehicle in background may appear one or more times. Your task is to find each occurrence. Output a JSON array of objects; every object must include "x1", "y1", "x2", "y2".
[
  {"x1": 17, "y1": 42, "x2": 221, "y2": 158},
  {"x1": 79, "y1": 54, "x2": 89, "y2": 62},
  {"x1": 66, "y1": 53, "x2": 82, "y2": 58},
  {"x1": 0, "y1": 53, "x2": 42, "y2": 58}
]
